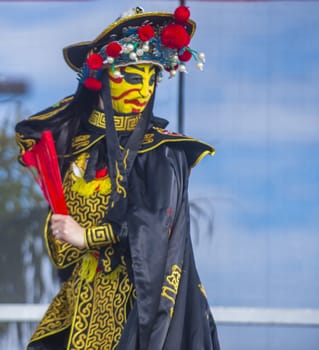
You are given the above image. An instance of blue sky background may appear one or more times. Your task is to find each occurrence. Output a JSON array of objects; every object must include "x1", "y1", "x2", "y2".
[{"x1": 1, "y1": 1, "x2": 319, "y2": 349}]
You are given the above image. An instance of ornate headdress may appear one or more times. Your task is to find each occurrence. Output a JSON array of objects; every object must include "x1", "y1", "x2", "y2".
[{"x1": 63, "y1": 6, "x2": 205, "y2": 91}]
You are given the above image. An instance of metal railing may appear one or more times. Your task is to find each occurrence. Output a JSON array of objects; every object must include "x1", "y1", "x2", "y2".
[{"x1": 1, "y1": 304, "x2": 319, "y2": 326}]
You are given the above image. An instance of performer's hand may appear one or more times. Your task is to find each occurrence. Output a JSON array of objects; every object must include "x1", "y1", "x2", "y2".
[{"x1": 51, "y1": 214, "x2": 85, "y2": 249}]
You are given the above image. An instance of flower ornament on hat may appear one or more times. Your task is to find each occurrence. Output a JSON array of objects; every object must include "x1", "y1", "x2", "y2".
[{"x1": 64, "y1": 6, "x2": 206, "y2": 91}]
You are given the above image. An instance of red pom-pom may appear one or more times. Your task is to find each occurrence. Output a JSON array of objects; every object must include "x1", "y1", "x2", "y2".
[
  {"x1": 105, "y1": 41, "x2": 122, "y2": 58},
  {"x1": 83, "y1": 77, "x2": 102, "y2": 91},
  {"x1": 161, "y1": 24, "x2": 190, "y2": 49},
  {"x1": 138, "y1": 24, "x2": 155, "y2": 42},
  {"x1": 165, "y1": 64, "x2": 179, "y2": 72},
  {"x1": 174, "y1": 6, "x2": 190, "y2": 23},
  {"x1": 95, "y1": 167, "x2": 108, "y2": 178},
  {"x1": 86, "y1": 53, "x2": 103, "y2": 70},
  {"x1": 178, "y1": 49, "x2": 192, "y2": 62}
]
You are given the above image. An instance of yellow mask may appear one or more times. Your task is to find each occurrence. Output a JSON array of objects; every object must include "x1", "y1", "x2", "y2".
[{"x1": 108, "y1": 64, "x2": 156, "y2": 114}]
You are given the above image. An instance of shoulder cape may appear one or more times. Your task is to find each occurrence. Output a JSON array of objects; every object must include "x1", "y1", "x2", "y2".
[{"x1": 15, "y1": 95, "x2": 215, "y2": 169}]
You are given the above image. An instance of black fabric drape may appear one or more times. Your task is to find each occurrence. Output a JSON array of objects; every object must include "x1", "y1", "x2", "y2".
[{"x1": 117, "y1": 144, "x2": 220, "y2": 350}]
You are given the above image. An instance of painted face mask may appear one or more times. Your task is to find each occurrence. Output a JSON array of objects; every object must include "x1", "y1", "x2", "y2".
[{"x1": 108, "y1": 64, "x2": 156, "y2": 114}]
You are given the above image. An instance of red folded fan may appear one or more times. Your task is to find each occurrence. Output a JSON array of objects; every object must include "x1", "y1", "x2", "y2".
[{"x1": 22, "y1": 130, "x2": 68, "y2": 215}]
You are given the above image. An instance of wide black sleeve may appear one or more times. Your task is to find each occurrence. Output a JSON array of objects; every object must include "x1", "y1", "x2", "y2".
[
  {"x1": 124, "y1": 145, "x2": 182, "y2": 349},
  {"x1": 118, "y1": 145, "x2": 219, "y2": 350}
]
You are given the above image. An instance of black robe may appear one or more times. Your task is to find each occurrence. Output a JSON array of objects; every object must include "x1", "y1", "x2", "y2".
[
  {"x1": 15, "y1": 97, "x2": 220, "y2": 350},
  {"x1": 119, "y1": 144, "x2": 220, "y2": 350}
]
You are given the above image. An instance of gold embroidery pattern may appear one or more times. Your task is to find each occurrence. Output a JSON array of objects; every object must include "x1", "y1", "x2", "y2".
[
  {"x1": 89, "y1": 110, "x2": 106, "y2": 129},
  {"x1": 46, "y1": 153, "x2": 112, "y2": 268},
  {"x1": 80, "y1": 269, "x2": 134, "y2": 350},
  {"x1": 28, "y1": 103, "x2": 69, "y2": 120},
  {"x1": 88, "y1": 110, "x2": 140, "y2": 131},
  {"x1": 65, "y1": 163, "x2": 112, "y2": 227},
  {"x1": 101, "y1": 246, "x2": 115, "y2": 273},
  {"x1": 68, "y1": 279, "x2": 94, "y2": 349},
  {"x1": 30, "y1": 265, "x2": 135, "y2": 349},
  {"x1": 72, "y1": 135, "x2": 90, "y2": 150},
  {"x1": 142, "y1": 133, "x2": 154, "y2": 145},
  {"x1": 15, "y1": 133, "x2": 36, "y2": 154},
  {"x1": 30, "y1": 265, "x2": 81, "y2": 341},
  {"x1": 123, "y1": 149, "x2": 129, "y2": 170},
  {"x1": 198, "y1": 284, "x2": 208, "y2": 298},
  {"x1": 85, "y1": 226, "x2": 118, "y2": 249},
  {"x1": 52, "y1": 96, "x2": 74, "y2": 108},
  {"x1": 114, "y1": 114, "x2": 140, "y2": 131},
  {"x1": 161, "y1": 265, "x2": 182, "y2": 318},
  {"x1": 33, "y1": 151, "x2": 135, "y2": 349},
  {"x1": 115, "y1": 161, "x2": 127, "y2": 198}
]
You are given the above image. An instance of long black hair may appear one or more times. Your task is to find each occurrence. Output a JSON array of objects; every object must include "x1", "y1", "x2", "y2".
[{"x1": 15, "y1": 83, "x2": 99, "y2": 175}]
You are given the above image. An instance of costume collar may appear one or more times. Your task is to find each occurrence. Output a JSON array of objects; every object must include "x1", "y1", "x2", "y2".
[
  {"x1": 69, "y1": 125, "x2": 215, "y2": 169},
  {"x1": 87, "y1": 109, "x2": 142, "y2": 132}
]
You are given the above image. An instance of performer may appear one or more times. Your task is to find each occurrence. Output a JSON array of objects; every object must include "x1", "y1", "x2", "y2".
[{"x1": 16, "y1": 6, "x2": 220, "y2": 350}]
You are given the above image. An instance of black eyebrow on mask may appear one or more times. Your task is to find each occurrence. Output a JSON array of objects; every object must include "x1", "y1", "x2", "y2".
[
  {"x1": 127, "y1": 65, "x2": 156, "y2": 73},
  {"x1": 128, "y1": 65, "x2": 145, "y2": 72}
]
